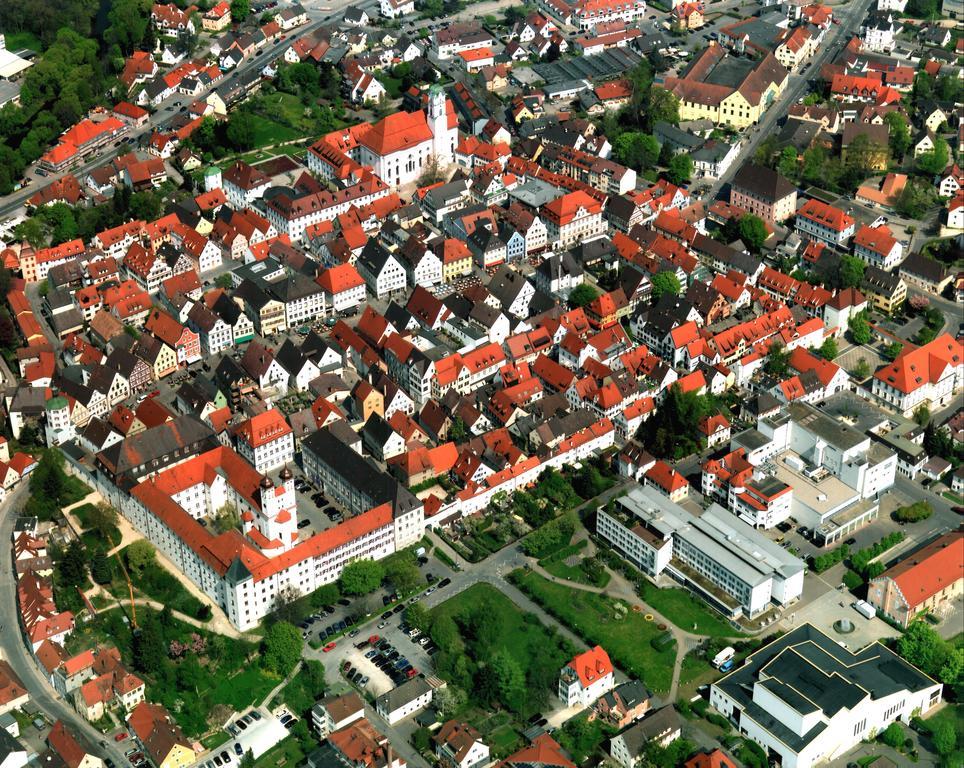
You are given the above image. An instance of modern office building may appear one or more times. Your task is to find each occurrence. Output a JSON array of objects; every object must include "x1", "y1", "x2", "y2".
[{"x1": 596, "y1": 485, "x2": 804, "y2": 619}]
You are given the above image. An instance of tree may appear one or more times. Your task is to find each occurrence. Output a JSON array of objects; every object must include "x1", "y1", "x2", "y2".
[
  {"x1": 883, "y1": 341, "x2": 903, "y2": 361},
  {"x1": 765, "y1": 341, "x2": 791, "y2": 377},
  {"x1": 738, "y1": 214, "x2": 768, "y2": 253},
  {"x1": 645, "y1": 87, "x2": 679, "y2": 129},
  {"x1": 412, "y1": 727, "x2": 432, "y2": 753},
  {"x1": 213, "y1": 503, "x2": 240, "y2": 534},
  {"x1": 567, "y1": 283, "x2": 599, "y2": 309},
  {"x1": 262, "y1": 621, "x2": 303, "y2": 676},
  {"x1": 884, "y1": 111, "x2": 910, "y2": 159},
  {"x1": 880, "y1": 723, "x2": 904, "y2": 749},
  {"x1": 226, "y1": 110, "x2": 256, "y2": 151},
  {"x1": 339, "y1": 559, "x2": 385, "y2": 595},
  {"x1": 895, "y1": 179, "x2": 937, "y2": 219},
  {"x1": 650, "y1": 271, "x2": 681, "y2": 302},
  {"x1": 893, "y1": 501, "x2": 932, "y2": 522},
  {"x1": 430, "y1": 614, "x2": 460, "y2": 652},
  {"x1": 639, "y1": 384, "x2": 715, "y2": 459},
  {"x1": 106, "y1": 0, "x2": 150, "y2": 56},
  {"x1": 129, "y1": 191, "x2": 162, "y2": 221},
  {"x1": 848, "y1": 310, "x2": 871, "y2": 344},
  {"x1": 125, "y1": 540, "x2": 156, "y2": 576},
  {"x1": 817, "y1": 337, "x2": 838, "y2": 361},
  {"x1": 14, "y1": 217, "x2": 45, "y2": 247},
  {"x1": 917, "y1": 136, "x2": 949, "y2": 177},
  {"x1": 57, "y1": 540, "x2": 88, "y2": 588},
  {"x1": 231, "y1": 0, "x2": 250, "y2": 21},
  {"x1": 837, "y1": 255, "x2": 865, "y2": 290},
  {"x1": 777, "y1": 146, "x2": 798, "y2": 180},
  {"x1": 239, "y1": 750, "x2": 255, "y2": 768},
  {"x1": 91, "y1": 552, "x2": 113, "y2": 584},
  {"x1": 415, "y1": 154, "x2": 444, "y2": 187},
  {"x1": 931, "y1": 719, "x2": 957, "y2": 756},
  {"x1": 489, "y1": 649, "x2": 526, "y2": 713},
  {"x1": 448, "y1": 416, "x2": 468, "y2": 444},
  {"x1": 913, "y1": 403, "x2": 931, "y2": 427},
  {"x1": 215, "y1": 273, "x2": 233, "y2": 289},
  {"x1": 665, "y1": 153, "x2": 693, "y2": 185},
  {"x1": 384, "y1": 557, "x2": 421, "y2": 594},
  {"x1": 923, "y1": 422, "x2": 955, "y2": 461},
  {"x1": 851, "y1": 358, "x2": 872, "y2": 381},
  {"x1": 88, "y1": 502, "x2": 119, "y2": 541},
  {"x1": 613, "y1": 132, "x2": 659, "y2": 171},
  {"x1": 132, "y1": 613, "x2": 166, "y2": 674}
]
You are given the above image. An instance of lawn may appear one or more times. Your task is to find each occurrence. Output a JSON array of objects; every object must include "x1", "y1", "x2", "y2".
[
  {"x1": 923, "y1": 704, "x2": 963, "y2": 766},
  {"x1": 432, "y1": 583, "x2": 575, "y2": 688},
  {"x1": 376, "y1": 73, "x2": 404, "y2": 99},
  {"x1": 207, "y1": 665, "x2": 278, "y2": 711},
  {"x1": 636, "y1": 581, "x2": 744, "y2": 638},
  {"x1": 72, "y1": 503, "x2": 123, "y2": 549},
  {"x1": 511, "y1": 570, "x2": 676, "y2": 693},
  {"x1": 252, "y1": 735, "x2": 308, "y2": 768},
  {"x1": 117, "y1": 544, "x2": 208, "y2": 619},
  {"x1": 248, "y1": 114, "x2": 302, "y2": 148},
  {"x1": 540, "y1": 541, "x2": 611, "y2": 588}
]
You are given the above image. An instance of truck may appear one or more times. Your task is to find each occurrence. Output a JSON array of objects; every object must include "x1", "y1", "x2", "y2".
[
  {"x1": 712, "y1": 647, "x2": 736, "y2": 670},
  {"x1": 853, "y1": 600, "x2": 876, "y2": 620}
]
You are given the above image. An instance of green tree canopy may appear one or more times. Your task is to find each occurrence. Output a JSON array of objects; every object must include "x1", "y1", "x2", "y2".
[
  {"x1": 231, "y1": 0, "x2": 251, "y2": 20},
  {"x1": 765, "y1": 341, "x2": 791, "y2": 377},
  {"x1": 567, "y1": 283, "x2": 599, "y2": 309},
  {"x1": 645, "y1": 87, "x2": 679, "y2": 129},
  {"x1": 838, "y1": 255, "x2": 866, "y2": 290},
  {"x1": 125, "y1": 540, "x2": 156, "y2": 576},
  {"x1": 884, "y1": 111, "x2": 910, "y2": 158},
  {"x1": 612, "y1": 132, "x2": 660, "y2": 171},
  {"x1": 848, "y1": 310, "x2": 871, "y2": 345},
  {"x1": 384, "y1": 556, "x2": 421, "y2": 594},
  {"x1": 665, "y1": 153, "x2": 693, "y2": 185},
  {"x1": 262, "y1": 621, "x2": 303, "y2": 676},
  {"x1": 339, "y1": 559, "x2": 385, "y2": 595},
  {"x1": 917, "y1": 137, "x2": 949, "y2": 176},
  {"x1": 738, "y1": 214, "x2": 768, "y2": 253},
  {"x1": 817, "y1": 337, "x2": 838, "y2": 361},
  {"x1": 650, "y1": 271, "x2": 681, "y2": 302}
]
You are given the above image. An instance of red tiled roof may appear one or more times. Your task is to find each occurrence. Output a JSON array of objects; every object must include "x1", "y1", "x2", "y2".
[{"x1": 878, "y1": 531, "x2": 963, "y2": 612}]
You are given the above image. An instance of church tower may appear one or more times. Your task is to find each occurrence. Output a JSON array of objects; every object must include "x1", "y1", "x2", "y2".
[{"x1": 427, "y1": 84, "x2": 455, "y2": 166}]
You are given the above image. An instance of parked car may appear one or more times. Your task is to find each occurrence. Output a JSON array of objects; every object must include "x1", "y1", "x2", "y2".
[{"x1": 322, "y1": 642, "x2": 337, "y2": 652}]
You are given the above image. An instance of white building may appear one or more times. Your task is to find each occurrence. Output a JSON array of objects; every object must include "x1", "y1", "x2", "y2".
[
  {"x1": 222, "y1": 161, "x2": 271, "y2": 210},
  {"x1": 234, "y1": 408, "x2": 295, "y2": 474},
  {"x1": 568, "y1": 0, "x2": 647, "y2": 31},
  {"x1": 316, "y1": 264, "x2": 367, "y2": 313},
  {"x1": 311, "y1": 692, "x2": 365, "y2": 738},
  {"x1": 596, "y1": 485, "x2": 805, "y2": 619},
  {"x1": 710, "y1": 624, "x2": 942, "y2": 768},
  {"x1": 356, "y1": 241, "x2": 407, "y2": 299},
  {"x1": 795, "y1": 199, "x2": 855, "y2": 247},
  {"x1": 380, "y1": 0, "x2": 416, "y2": 18},
  {"x1": 375, "y1": 677, "x2": 433, "y2": 725},
  {"x1": 853, "y1": 224, "x2": 903, "y2": 269},
  {"x1": 433, "y1": 721, "x2": 490, "y2": 768},
  {"x1": 558, "y1": 646, "x2": 615, "y2": 707},
  {"x1": 872, "y1": 333, "x2": 963, "y2": 416},
  {"x1": 541, "y1": 190, "x2": 606, "y2": 249}
]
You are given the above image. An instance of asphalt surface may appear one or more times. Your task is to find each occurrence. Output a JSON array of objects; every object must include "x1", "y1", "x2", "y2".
[{"x1": 0, "y1": 484, "x2": 132, "y2": 765}]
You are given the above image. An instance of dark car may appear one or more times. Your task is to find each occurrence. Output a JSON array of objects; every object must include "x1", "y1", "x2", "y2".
[
  {"x1": 392, "y1": 603, "x2": 405, "y2": 614},
  {"x1": 219, "y1": 752, "x2": 231, "y2": 763},
  {"x1": 381, "y1": 611, "x2": 392, "y2": 620},
  {"x1": 438, "y1": 578, "x2": 451, "y2": 587},
  {"x1": 234, "y1": 744, "x2": 243, "y2": 756},
  {"x1": 845, "y1": 538, "x2": 857, "y2": 547},
  {"x1": 338, "y1": 598, "x2": 351, "y2": 607}
]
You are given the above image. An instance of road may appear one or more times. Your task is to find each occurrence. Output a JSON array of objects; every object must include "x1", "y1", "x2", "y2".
[
  {"x1": 0, "y1": 484, "x2": 132, "y2": 766},
  {"x1": 706, "y1": 0, "x2": 877, "y2": 201}
]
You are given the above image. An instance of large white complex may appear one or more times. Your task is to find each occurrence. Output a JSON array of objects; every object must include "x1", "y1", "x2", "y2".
[
  {"x1": 596, "y1": 485, "x2": 805, "y2": 619},
  {"x1": 729, "y1": 400, "x2": 896, "y2": 544},
  {"x1": 710, "y1": 625, "x2": 942, "y2": 768}
]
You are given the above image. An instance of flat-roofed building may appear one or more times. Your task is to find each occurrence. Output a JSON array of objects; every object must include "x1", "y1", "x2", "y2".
[
  {"x1": 710, "y1": 624, "x2": 943, "y2": 768},
  {"x1": 596, "y1": 485, "x2": 805, "y2": 619}
]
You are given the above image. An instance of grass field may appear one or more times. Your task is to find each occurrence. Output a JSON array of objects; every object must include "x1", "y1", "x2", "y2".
[
  {"x1": 248, "y1": 114, "x2": 302, "y2": 147},
  {"x1": 541, "y1": 541, "x2": 611, "y2": 588},
  {"x1": 117, "y1": 544, "x2": 207, "y2": 619},
  {"x1": 72, "y1": 503, "x2": 123, "y2": 549},
  {"x1": 512, "y1": 570, "x2": 676, "y2": 692},
  {"x1": 252, "y1": 735, "x2": 307, "y2": 768},
  {"x1": 636, "y1": 581, "x2": 744, "y2": 638},
  {"x1": 513, "y1": 571, "x2": 676, "y2": 692},
  {"x1": 431, "y1": 583, "x2": 575, "y2": 689}
]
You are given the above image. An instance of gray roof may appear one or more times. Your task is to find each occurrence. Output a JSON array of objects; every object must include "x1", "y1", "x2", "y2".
[
  {"x1": 302, "y1": 426, "x2": 419, "y2": 519},
  {"x1": 376, "y1": 676, "x2": 432, "y2": 713},
  {"x1": 614, "y1": 706, "x2": 681, "y2": 757},
  {"x1": 713, "y1": 624, "x2": 937, "y2": 754}
]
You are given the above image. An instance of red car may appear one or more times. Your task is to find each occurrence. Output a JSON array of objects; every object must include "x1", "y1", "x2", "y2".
[
  {"x1": 114, "y1": 733, "x2": 129, "y2": 742},
  {"x1": 406, "y1": 667, "x2": 418, "y2": 678},
  {"x1": 322, "y1": 642, "x2": 337, "y2": 652},
  {"x1": 368, "y1": 635, "x2": 380, "y2": 645}
]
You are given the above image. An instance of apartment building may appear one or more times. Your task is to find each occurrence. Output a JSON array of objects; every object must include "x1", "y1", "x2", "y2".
[{"x1": 729, "y1": 164, "x2": 798, "y2": 224}]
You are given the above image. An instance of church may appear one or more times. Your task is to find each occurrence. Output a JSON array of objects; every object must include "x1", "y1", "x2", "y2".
[{"x1": 308, "y1": 85, "x2": 459, "y2": 188}]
